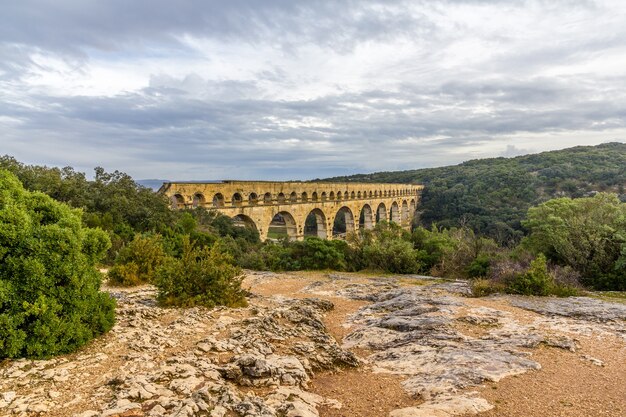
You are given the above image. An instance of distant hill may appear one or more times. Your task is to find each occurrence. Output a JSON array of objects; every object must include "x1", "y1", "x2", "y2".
[
  {"x1": 323, "y1": 142, "x2": 626, "y2": 244},
  {"x1": 136, "y1": 179, "x2": 170, "y2": 190}
]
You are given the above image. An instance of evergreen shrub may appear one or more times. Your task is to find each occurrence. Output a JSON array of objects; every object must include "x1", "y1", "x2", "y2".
[{"x1": 0, "y1": 170, "x2": 115, "y2": 358}]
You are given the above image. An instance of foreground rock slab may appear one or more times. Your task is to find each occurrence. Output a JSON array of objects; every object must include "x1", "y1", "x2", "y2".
[{"x1": 0, "y1": 285, "x2": 354, "y2": 417}]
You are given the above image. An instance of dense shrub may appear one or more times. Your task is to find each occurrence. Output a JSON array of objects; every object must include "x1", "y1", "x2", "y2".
[
  {"x1": 155, "y1": 237, "x2": 247, "y2": 308},
  {"x1": 471, "y1": 254, "x2": 579, "y2": 297},
  {"x1": 411, "y1": 226, "x2": 499, "y2": 278},
  {"x1": 506, "y1": 254, "x2": 553, "y2": 296},
  {"x1": 0, "y1": 170, "x2": 115, "y2": 358},
  {"x1": 362, "y1": 239, "x2": 421, "y2": 274},
  {"x1": 523, "y1": 193, "x2": 626, "y2": 290},
  {"x1": 466, "y1": 255, "x2": 491, "y2": 278},
  {"x1": 470, "y1": 278, "x2": 505, "y2": 297},
  {"x1": 287, "y1": 238, "x2": 348, "y2": 270},
  {"x1": 108, "y1": 234, "x2": 166, "y2": 286}
]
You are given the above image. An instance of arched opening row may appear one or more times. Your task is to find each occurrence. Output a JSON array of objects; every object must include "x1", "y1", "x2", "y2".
[
  {"x1": 173, "y1": 189, "x2": 417, "y2": 208},
  {"x1": 235, "y1": 201, "x2": 415, "y2": 241}
]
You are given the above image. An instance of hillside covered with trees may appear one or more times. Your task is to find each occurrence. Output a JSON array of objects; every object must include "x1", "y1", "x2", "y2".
[{"x1": 322, "y1": 142, "x2": 626, "y2": 244}]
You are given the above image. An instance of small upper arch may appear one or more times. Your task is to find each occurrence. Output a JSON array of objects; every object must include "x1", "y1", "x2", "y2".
[
  {"x1": 212, "y1": 193, "x2": 225, "y2": 208},
  {"x1": 192, "y1": 193, "x2": 205, "y2": 208},
  {"x1": 172, "y1": 194, "x2": 185, "y2": 209},
  {"x1": 248, "y1": 192, "x2": 259, "y2": 205},
  {"x1": 232, "y1": 192, "x2": 243, "y2": 207}
]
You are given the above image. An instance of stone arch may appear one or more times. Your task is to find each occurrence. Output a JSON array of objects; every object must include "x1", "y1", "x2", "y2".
[
  {"x1": 232, "y1": 214, "x2": 258, "y2": 232},
  {"x1": 402, "y1": 200, "x2": 409, "y2": 221},
  {"x1": 410, "y1": 198, "x2": 416, "y2": 212},
  {"x1": 384, "y1": 191, "x2": 388, "y2": 197},
  {"x1": 329, "y1": 191, "x2": 335, "y2": 200},
  {"x1": 357, "y1": 191, "x2": 362, "y2": 198},
  {"x1": 290, "y1": 191, "x2": 298, "y2": 203},
  {"x1": 336, "y1": 191, "x2": 343, "y2": 201},
  {"x1": 212, "y1": 193, "x2": 225, "y2": 208},
  {"x1": 192, "y1": 193, "x2": 205, "y2": 208},
  {"x1": 263, "y1": 192, "x2": 272, "y2": 204},
  {"x1": 312, "y1": 192, "x2": 318, "y2": 202},
  {"x1": 343, "y1": 191, "x2": 349, "y2": 200},
  {"x1": 268, "y1": 211, "x2": 297, "y2": 241},
  {"x1": 376, "y1": 202, "x2": 387, "y2": 222},
  {"x1": 333, "y1": 206, "x2": 355, "y2": 237},
  {"x1": 374, "y1": 190, "x2": 378, "y2": 197},
  {"x1": 359, "y1": 204, "x2": 374, "y2": 230},
  {"x1": 248, "y1": 192, "x2": 259, "y2": 205},
  {"x1": 304, "y1": 208, "x2": 327, "y2": 239},
  {"x1": 350, "y1": 191, "x2": 356, "y2": 199},
  {"x1": 171, "y1": 194, "x2": 185, "y2": 209},
  {"x1": 369, "y1": 191, "x2": 373, "y2": 198},
  {"x1": 379, "y1": 190, "x2": 383, "y2": 197},
  {"x1": 321, "y1": 192, "x2": 327, "y2": 202},
  {"x1": 232, "y1": 193, "x2": 243, "y2": 207},
  {"x1": 301, "y1": 192, "x2": 308, "y2": 202},
  {"x1": 277, "y1": 192, "x2": 286, "y2": 204},
  {"x1": 390, "y1": 201, "x2": 400, "y2": 223}
]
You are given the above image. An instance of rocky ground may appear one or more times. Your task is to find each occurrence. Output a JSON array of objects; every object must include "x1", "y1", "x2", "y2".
[{"x1": 1, "y1": 271, "x2": 625, "y2": 417}]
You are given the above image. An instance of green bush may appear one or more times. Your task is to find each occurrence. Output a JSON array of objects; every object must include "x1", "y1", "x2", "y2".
[
  {"x1": 466, "y1": 255, "x2": 491, "y2": 278},
  {"x1": 155, "y1": 237, "x2": 247, "y2": 308},
  {"x1": 108, "y1": 234, "x2": 166, "y2": 286},
  {"x1": 470, "y1": 278, "x2": 505, "y2": 297},
  {"x1": 0, "y1": 170, "x2": 115, "y2": 359},
  {"x1": 289, "y1": 238, "x2": 348, "y2": 271},
  {"x1": 362, "y1": 239, "x2": 421, "y2": 274},
  {"x1": 506, "y1": 254, "x2": 553, "y2": 296}
]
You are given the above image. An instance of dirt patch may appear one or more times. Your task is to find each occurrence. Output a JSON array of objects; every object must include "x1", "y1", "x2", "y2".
[
  {"x1": 470, "y1": 336, "x2": 626, "y2": 417},
  {"x1": 311, "y1": 368, "x2": 417, "y2": 417}
]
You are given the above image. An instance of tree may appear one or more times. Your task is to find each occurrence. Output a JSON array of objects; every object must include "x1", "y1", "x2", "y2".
[
  {"x1": 0, "y1": 170, "x2": 115, "y2": 358},
  {"x1": 522, "y1": 193, "x2": 626, "y2": 289}
]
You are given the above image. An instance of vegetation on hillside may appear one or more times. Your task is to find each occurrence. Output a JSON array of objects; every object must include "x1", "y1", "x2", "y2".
[{"x1": 322, "y1": 142, "x2": 626, "y2": 244}]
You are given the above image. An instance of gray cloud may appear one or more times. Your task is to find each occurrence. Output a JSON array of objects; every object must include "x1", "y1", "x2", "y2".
[{"x1": 1, "y1": 0, "x2": 625, "y2": 179}]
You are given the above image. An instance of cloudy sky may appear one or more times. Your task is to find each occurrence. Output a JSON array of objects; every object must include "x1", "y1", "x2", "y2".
[{"x1": 1, "y1": 0, "x2": 625, "y2": 180}]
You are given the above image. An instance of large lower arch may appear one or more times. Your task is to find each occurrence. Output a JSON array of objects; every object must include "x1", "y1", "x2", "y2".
[
  {"x1": 332, "y1": 206, "x2": 355, "y2": 238},
  {"x1": 232, "y1": 214, "x2": 258, "y2": 232},
  {"x1": 359, "y1": 204, "x2": 374, "y2": 230},
  {"x1": 376, "y1": 203, "x2": 387, "y2": 222},
  {"x1": 268, "y1": 211, "x2": 297, "y2": 241},
  {"x1": 410, "y1": 199, "x2": 416, "y2": 213},
  {"x1": 304, "y1": 208, "x2": 327, "y2": 239},
  {"x1": 390, "y1": 201, "x2": 400, "y2": 223}
]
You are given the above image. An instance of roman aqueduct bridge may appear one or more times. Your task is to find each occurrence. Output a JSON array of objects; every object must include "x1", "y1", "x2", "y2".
[{"x1": 159, "y1": 181, "x2": 423, "y2": 241}]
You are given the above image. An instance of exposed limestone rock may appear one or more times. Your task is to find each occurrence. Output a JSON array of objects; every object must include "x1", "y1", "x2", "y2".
[
  {"x1": 389, "y1": 393, "x2": 493, "y2": 416},
  {"x1": 510, "y1": 296, "x2": 626, "y2": 322}
]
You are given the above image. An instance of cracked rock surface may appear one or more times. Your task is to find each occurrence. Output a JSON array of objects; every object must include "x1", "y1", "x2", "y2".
[
  {"x1": 0, "y1": 285, "x2": 353, "y2": 417},
  {"x1": 1, "y1": 272, "x2": 625, "y2": 417}
]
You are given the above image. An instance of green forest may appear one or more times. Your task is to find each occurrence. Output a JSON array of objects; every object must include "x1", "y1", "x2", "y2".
[{"x1": 322, "y1": 142, "x2": 626, "y2": 244}]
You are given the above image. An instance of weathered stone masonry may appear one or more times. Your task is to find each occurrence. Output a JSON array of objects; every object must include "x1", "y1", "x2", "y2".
[{"x1": 159, "y1": 181, "x2": 423, "y2": 241}]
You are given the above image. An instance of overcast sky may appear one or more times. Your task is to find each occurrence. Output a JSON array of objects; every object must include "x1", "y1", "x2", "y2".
[{"x1": 1, "y1": 0, "x2": 625, "y2": 180}]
